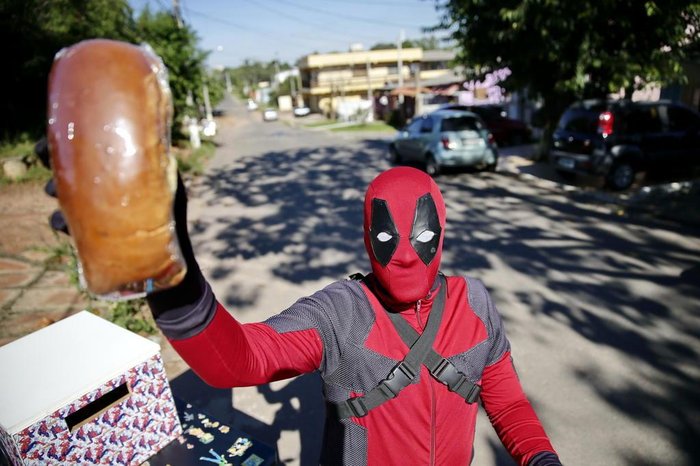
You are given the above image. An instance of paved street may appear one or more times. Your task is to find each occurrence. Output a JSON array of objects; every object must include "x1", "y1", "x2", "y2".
[
  {"x1": 1, "y1": 94, "x2": 697, "y2": 465},
  {"x1": 177, "y1": 96, "x2": 700, "y2": 466}
]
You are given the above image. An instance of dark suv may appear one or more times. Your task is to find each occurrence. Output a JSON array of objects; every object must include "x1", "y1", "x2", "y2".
[{"x1": 549, "y1": 99, "x2": 700, "y2": 190}]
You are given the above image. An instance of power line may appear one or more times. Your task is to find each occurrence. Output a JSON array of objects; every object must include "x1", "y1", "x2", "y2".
[
  {"x1": 295, "y1": 0, "x2": 432, "y2": 7},
  {"x1": 245, "y1": 0, "x2": 409, "y2": 48},
  {"x1": 267, "y1": 0, "x2": 429, "y2": 29},
  {"x1": 245, "y1": 0, "x2": 415, "y2": 47},
  {"x1": 185, "y1": 7, "x2": 374, "y2": 51},
  {"x1": 138, "y1": 2, "x2": 443, "y2": 66},
  {"x1": 246, "y1": 0, "x2": 366, "y2": 42}
]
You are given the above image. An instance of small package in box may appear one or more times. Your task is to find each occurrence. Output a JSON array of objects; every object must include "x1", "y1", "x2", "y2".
[{"x1": 0, "y1": 311, "x2": 182, "y2": 465}]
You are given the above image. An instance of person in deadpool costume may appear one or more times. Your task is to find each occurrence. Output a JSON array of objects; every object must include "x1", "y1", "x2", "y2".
[
  {"x1": 144, "y1": 166, "x2": 562, "y2": 466},
  {"x1": 40, "y1": 136, "x2": 560, "y2": 465}
]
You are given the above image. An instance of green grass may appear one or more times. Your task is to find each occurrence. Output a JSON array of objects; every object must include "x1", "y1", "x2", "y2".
[
  {"x1": 0, "y1": 136, "x2": 51, "y2": 185},
  {"x1": 174, "y1": 140, "x2": 216, "y2": 176},
  {"x1": 0, "y1": 139, "x2": 35, "y2": 161},
  {"x1": 303, "y1": 119, "x2": 338, "y2": 128},
  {"x1": 108, "y1": 299, "x2": 157, "y2": 335},
  {"x1": 331, "y1": 121, "x2": 397, "y2": 133},
  {"x1": 39, "y1": 239, "x2": 158, "y2": 335}
]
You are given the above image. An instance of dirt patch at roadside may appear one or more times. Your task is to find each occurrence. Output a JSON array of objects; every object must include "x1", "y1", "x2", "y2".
[{"x1": 0, "y1": 182, "x2": 61, "y2": 259}]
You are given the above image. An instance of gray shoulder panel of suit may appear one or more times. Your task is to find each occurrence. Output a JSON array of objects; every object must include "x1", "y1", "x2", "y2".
[
  {"x1": 264, "y1": 279, "x2": 373, "y2": 377},
  {"x1": 465, "y1": 276, "x2": 511, "y2": 366}
]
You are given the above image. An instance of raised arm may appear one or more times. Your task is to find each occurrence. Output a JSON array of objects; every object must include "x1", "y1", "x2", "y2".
[{"x1": 146, "y1": 178, "x2": 325, "y2": 387}]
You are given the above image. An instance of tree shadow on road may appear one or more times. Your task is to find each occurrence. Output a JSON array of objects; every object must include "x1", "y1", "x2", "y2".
[
  {"x1": 190, "y1": 135, "x2": 700, "y2": 465},
  {"x1": 438, "y1": 174, "x2": 700, "y2": 465}
]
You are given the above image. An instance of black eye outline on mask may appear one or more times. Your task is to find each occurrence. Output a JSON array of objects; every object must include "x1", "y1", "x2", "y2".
[
  {"x1": 410, "y1": 193, "x2": 442, "y2": 265},
  {"x1": 369, "y1": 198, "x2": 399, "y2": 267}
]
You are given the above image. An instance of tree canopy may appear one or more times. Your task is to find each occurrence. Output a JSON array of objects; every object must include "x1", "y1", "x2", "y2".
[
  {"x1": 436, "y1": 0, "x2": 700, "y2": 126},
  {"x1": 0, "y1": 0, "x2": 221, "y2": 141},
  {"x1": 370, "y1": 36, "x2": 445, "y2": 51},
  {"x1": 226, "y1": 59, "x2": 292, "y2": 98},
  {"x1": 0, "y1": 0, "x2": 136, "y2": 139},
  {"x1": 135, "y1": 7, "x2": 210, "y2": 129}
]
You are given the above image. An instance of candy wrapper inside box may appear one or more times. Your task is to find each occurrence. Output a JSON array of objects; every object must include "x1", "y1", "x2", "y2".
[{"x1": 0, "y1": 311, "x2": 182, "y2": 465}]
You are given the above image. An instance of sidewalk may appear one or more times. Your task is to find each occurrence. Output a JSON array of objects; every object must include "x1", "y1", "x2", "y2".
[
  {"x1": 0, "y1": 143, "x2": 196, "y2": 379},
  {"x1": 0, "y1": 255, "x2": 87, "y2": 347}
]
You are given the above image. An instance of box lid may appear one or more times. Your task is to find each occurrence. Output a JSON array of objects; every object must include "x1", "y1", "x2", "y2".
[{"x1": 0, "y1": 311, "x2": 160, "y2": 434}]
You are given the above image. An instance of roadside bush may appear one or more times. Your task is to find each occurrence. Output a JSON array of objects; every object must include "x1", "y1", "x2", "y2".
[
  {"x1": 174, "y1": 140, "x2": 216, "y2": 176},
  {"x1": 0, "y1": 138, "x2": 51, "y2": 185}
]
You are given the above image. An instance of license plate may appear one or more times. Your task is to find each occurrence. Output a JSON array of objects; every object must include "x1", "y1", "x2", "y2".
[{"x1": 557, "y1": 157, "x2": 575, "y2": 169}]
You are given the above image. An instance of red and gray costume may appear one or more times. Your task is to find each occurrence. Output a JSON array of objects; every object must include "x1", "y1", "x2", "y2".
[{"x1": 148, "y1": 167, "x2": 561, "y2": 465}]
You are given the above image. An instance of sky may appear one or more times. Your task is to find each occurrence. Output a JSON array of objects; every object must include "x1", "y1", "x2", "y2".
[{"x1": 130, "y1": 0, "x2": 448, "y2": 68}]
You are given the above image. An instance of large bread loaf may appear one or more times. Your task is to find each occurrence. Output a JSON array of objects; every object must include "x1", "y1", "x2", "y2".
[{"x1": 47, "y1": 39, "x2": 185, "y2": 297}]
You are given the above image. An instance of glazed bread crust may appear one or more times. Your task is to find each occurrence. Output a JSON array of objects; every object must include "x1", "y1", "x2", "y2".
[{"x1": 47, "y1": 39, "x2": 182, "y2": 295}]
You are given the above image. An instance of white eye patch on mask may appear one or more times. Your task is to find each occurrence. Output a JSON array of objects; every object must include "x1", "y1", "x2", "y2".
[{"x1": 377, "y1": 230, "x2": 434, "y2": 243}]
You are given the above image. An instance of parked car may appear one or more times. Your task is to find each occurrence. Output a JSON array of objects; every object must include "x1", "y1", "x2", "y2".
[
  {"x1": 293, "y1": 106, "x2": 311, "y2": 117},
  {"x1": 388, "y1": 109, "x2": 498, "y2": 176},
  {"x1": 549, "y1": 99, "x2": 700, "y2": 190},
  {"x1": 441, "y1": 104, "x2": 531, "y2": 146},
  {"x1": 262, "y1": 108, "x2": 278, "y2": 122}
]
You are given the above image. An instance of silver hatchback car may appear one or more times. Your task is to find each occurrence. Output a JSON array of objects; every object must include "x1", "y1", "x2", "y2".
[{"x1": 389, "y1": 110, "x2": 498, "y2": 176}]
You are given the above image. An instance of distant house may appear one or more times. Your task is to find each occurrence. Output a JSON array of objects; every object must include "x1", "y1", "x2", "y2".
[{"x1": 297, "y1": 47, "x2": 457, "y2": 120}]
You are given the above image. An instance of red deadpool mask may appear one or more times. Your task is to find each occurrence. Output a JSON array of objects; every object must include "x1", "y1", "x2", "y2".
[{"x1": 363, "y1": 167, "x2": 446, "y2": 304}]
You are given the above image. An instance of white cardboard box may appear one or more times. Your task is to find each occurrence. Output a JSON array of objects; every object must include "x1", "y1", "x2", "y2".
[{"x1": 0, "y1": 311, "x2": 182, "y2": 465}]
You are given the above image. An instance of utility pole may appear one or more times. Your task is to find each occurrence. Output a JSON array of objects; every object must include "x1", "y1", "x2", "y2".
[
  {"x1": 172, "y1": 0, "x2": 183, "y2": 28},
  {"x1": 366, "y1": 55, "x2": 374, "y2": 122},
  {"x1": 202, "y1": 84, "x2": 213, "y2": 121},
  {"x1": 330, "y1": 83, "x2": 335, "y2": 119},
  {"x1": 397, "y1": 29, "x2": 404, "y2": 105},
  {"x1": 413, "y1": 63, "x2": 421, "y2": 117},
  {"x1": 273, "y1": 53, "x2": 281, "y2": 91},
  {"x1": 225, "y1": 71, "x2": 232, "y2": 94},
  {"x1": 296, "y1": 72, "x2": 303, "y2": 107}
]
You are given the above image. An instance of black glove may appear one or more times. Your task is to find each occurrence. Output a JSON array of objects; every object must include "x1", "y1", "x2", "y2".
[
  {"x1": 528, "y1": 451, "x2": 562, "y2": 466},
  {"x1": 145, "y1": 174, "x2": 218, "y2": 339},
  {"x1": 145, "y1": 174, "x2": 207, "y2": 318}
]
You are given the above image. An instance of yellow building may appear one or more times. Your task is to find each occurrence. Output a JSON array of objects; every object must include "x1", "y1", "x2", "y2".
[{"x1": 298, "y1": 48, "x2": 456, "y2": 116}]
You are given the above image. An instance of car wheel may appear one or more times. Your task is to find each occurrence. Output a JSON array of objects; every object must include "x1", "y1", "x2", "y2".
[
  {"x1": 425, "y1": 155, "x2": 440, "y2": 177},
  {"x1": 606, "y1": 161, "x2": 636, "y2": 191},
  {"x1": 389, "y1": 145, "x2": 402, "y2": 164}
]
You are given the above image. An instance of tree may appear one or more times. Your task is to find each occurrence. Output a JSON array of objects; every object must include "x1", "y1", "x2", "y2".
[
  {"x1": 135, "y1": 7, "x2": 209, "y2": 134},
  {"x1": 227, "y1": 59, "x2": 291, "y2": 98},
  {"x1": 0, "y1": 0, "x2": 136, "y2": 139},
  {"x1": 206, "y1": 69, "x2": 228, "y2": 110},
  {"x1": 435, "y1": 0, "x2": 700, "y2": 149},
  {"x1": 370, "y1": 36, "x2": 445, "y2": 50}
]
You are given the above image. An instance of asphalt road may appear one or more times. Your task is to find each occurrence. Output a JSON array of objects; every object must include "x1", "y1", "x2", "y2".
[{"x1": 181, "y1": 96, "x2": 700, "y2": 466}]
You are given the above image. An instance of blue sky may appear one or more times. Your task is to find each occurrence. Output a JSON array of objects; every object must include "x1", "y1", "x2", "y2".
[{"x1": 130, "y1": 0, "x2": 448, "y2": 68}]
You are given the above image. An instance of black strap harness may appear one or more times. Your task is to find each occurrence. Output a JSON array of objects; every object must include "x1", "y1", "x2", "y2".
[{"x1": 337, "y1": 274, "x2": 481, "y2": 419}]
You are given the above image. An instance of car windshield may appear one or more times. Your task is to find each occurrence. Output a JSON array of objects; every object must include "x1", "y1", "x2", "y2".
[{"x1": 440, "y1": 116, "x2": 481, "y2": 132}]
